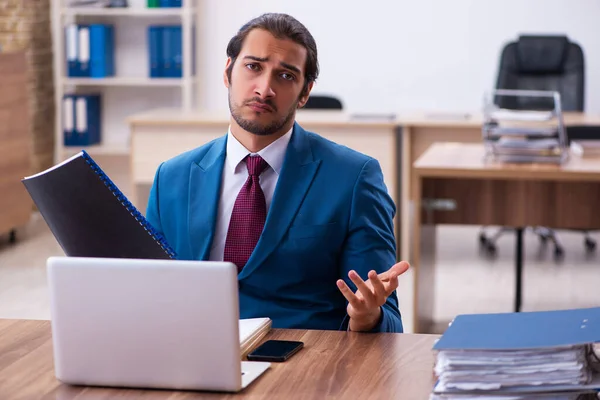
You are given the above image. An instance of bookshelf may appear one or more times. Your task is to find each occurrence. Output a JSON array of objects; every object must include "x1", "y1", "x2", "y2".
[{"x1": 51, "y1": 0, "x2": 200, "y2": 163}]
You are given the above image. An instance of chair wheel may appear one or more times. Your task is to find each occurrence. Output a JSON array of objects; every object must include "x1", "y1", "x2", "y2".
[
  {"x1": 479, "y1": 233, "x2": 488, "y2": 246},
  {"x1": 585, "y1": 238, "x2": 596, "y2": 252},
  {"x1": 554, "y1": 246, "x2": 564, "y2": 260},
  {"x1": 8, "y1": 229, "x2": 16, "y2": 244}
]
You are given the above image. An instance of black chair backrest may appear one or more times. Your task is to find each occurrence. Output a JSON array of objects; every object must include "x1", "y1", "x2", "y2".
[
  {"x1": 303, "y1": 95, "x2": 343, "y2": 110},
  {"x1": 495, "y1": 35, "x2": 585, "y2": 111}
]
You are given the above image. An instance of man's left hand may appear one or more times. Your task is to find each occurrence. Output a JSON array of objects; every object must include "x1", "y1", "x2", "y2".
[{"x1": 336, "y1": 261, "x2": 409, "y2": 332}]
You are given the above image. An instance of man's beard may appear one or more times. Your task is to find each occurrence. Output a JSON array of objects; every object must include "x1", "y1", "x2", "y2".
[{"x1": 229, "y1": 91, "x2": 297, "y2": 136}]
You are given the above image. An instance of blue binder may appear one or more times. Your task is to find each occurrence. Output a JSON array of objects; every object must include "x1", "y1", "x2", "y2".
[
  {"x1": 161, "y1": 26, "x2": 173, "y2": 77},
  {"x1": 65, "y1": 25, "x2": 79, "y2": 77},
  {"x1": 77, "y1": 25, "x2": 91, "y2": 77},
  {"x1": 158, "y1": 0, "x2": 170, "y2": 6},
  {"x1": 434, "y1": 307, "x2": 600, "y2": 351},
  {"x1": 63, "y1": 94, "x2": 76, "y2": 146},
  {"x1": 90, "y1": 24, "x2": 115, "y2": 78},
  {"x1": 171, "y1": 26, "x2": 182, "y2": 78},
  {"x1": 148, "y1": 26, "x2": 162, "y2": 78},
  {"x1": 73, "y1": 94, "x2": 102, "y2": 146}
]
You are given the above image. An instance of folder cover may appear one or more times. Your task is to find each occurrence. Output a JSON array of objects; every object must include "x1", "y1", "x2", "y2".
[
  {"x1": 22, "y1": 151, "x2": 176, "y2": 260},
  {"x1": 434, "y1": 307, "x2": 600, "y2": 351}
]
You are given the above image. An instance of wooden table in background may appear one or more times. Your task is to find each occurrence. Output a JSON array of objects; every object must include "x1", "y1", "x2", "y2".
[
  {"x1": 412, "y1": 142, "x2": 600, "y2": 333},
  {"x1": 0, "y1": 319, "x2": 438, "y2": 399}
]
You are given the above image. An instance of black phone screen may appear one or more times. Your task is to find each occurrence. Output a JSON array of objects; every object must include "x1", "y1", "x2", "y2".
[{"x1": 247, "y1": 340, "x2": 303, "y2": 362}]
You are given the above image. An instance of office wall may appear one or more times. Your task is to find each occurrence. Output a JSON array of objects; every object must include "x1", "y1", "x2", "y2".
[{"x1": 197, "y1": 0, "x2": 600, "y2": 114}]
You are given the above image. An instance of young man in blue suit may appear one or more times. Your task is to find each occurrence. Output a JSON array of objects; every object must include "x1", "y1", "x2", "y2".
[{"x1": 146, "y1": 13, "x2": 409, "y2": 333}]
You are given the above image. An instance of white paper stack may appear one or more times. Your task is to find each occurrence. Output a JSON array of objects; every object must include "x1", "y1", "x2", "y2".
[
  {"x1": 489, "y1": 109, "x2": 555, "y2": 122},
  {"x1": 434, "y1": 346, "x2": 592, "y2": 392},
  {"x1": 239, "y1": 318, "x2": 272, "y2": 359}
]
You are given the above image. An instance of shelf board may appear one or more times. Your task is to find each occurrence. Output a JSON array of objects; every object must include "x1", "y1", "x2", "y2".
[
  {"x1": 61, "y1": 7, "x2": 193, "y2": 17},
  {"x1": 63, "y1": 77, "x2": 189, "y2": 87},
  {"x1": 62, "y1": 144, "x2": 130, "y2": 158}
]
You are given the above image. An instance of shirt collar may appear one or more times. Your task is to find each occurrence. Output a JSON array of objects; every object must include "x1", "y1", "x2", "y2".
[{"x1": 226, "y1": 125, "x2": 293, "y2": 176}]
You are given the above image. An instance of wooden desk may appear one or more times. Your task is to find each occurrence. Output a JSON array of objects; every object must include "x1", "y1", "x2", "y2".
[
  {"x1": 0, "y1": 319, "x2": 438, "y2": 399},
  {"x1": 412, "y1": 142, "x2": 600, "y2": 333},
  {"x1": 397, "y1": 111, "x2": 600, "y2": 265}
]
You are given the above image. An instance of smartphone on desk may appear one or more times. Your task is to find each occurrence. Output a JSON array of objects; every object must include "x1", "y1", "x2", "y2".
[{"x1": 247, "y1": 340, "x2": 304, "y2": 362}]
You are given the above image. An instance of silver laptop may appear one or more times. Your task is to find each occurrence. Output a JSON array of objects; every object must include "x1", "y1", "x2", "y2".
[{"x1": 46, "y1": 256, "x2": 270, "y2": 392}]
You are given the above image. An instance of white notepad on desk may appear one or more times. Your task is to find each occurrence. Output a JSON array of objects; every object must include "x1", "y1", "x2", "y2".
[{"x1": 240, "y1": 318, "x2": 272, "y2": 358}]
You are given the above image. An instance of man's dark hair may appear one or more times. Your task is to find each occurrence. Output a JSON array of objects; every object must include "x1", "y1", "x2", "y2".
[{"x1": 226, "y1": 13, "x2": 319, "y2": 96}]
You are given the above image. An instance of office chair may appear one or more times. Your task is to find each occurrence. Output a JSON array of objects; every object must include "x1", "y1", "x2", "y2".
[
  {"x1": 480, "y1": 34, "x2": 588, "y2": 259},
  {"x1": 303, "y1": 95, "x2": 343, "y2": 110}
]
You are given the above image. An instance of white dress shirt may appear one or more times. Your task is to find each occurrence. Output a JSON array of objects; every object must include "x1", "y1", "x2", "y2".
[{"x1": 208, "y1": 126, "x2": 293, "y2": 261}]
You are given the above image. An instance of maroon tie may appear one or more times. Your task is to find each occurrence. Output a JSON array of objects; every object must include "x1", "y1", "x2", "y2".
[{"x1": 223, "y1": 155, "x2": 269, "y2": 272}]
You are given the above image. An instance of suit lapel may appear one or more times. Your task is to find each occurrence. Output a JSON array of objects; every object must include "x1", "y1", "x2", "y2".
[
  {"x1": 239, "y1": 123, "x2": 321, "y2": 279},
  {"x1": 188, "y1": 136, "x2": 227, "y2": 260}
]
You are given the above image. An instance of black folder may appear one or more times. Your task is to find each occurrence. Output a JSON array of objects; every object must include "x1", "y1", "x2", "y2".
[{"x1": 21, "y1": 151, "x2": 176, "y2": 260}]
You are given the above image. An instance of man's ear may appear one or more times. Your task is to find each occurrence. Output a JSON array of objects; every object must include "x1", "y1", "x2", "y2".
[
  {"x1": 297, "y1": 81, "x2": 315, "y2": 109},
  {"x1": 223, "y1": 57, "x2": 233, "y2": 88}
]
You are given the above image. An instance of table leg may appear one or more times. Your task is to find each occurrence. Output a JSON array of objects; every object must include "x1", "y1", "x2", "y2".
[{"x1": 514, "y1": 227, "x2": 524, "y2": 312}]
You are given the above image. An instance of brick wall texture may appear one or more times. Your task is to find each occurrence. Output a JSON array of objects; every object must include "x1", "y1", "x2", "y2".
[{"x1": 0, "y1": 0, "x2": 55, "y2": 173}]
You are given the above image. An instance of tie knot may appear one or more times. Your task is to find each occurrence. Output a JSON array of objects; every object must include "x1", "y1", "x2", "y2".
[{"x1": 245, "y1": 155, "x2": 268, "y2": 176}]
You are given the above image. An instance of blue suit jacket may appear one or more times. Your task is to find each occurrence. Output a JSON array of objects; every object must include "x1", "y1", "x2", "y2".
[{"x1": 146, "y1": 123, "x2": 403, "y2": 333}]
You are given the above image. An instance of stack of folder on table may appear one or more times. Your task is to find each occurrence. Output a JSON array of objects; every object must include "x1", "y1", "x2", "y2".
[
  {"x1": 483, "y1": 108, "x2": 568, "y2": 164},
  {"x1": 430, "y1": 307, "x2": 600, "y2": 399}
]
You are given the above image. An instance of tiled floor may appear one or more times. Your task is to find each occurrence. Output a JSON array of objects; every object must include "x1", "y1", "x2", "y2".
[{"x1": 1, "y1": 212, "x2": 599, "y2": 332}]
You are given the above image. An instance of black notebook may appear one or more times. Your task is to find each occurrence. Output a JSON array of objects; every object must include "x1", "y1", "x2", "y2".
[{"x1": 22, "y1": 150, "x2": 176, "y2": 260}]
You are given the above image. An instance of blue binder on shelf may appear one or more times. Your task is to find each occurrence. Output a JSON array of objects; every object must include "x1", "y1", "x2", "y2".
[
  {"x1": 148, "y1": 26, "x2": 162, "y2": 78},
  {"x1": 161, "y1": 26, "x2": 173, "y2": 77},
  {"x1": 65, "y1": 25, "x2": 79, "y2": 77},
  {"x1": 77, "y1": 25, "x2": 91, "y2": 77},
  {"x1": 73, "y1": 94, "x2": 102, "y2": 146},
  {"x1": 90, "y1": 24, "x2": 115, "y2": 78},
  {"x1": 171, "y1": 25, "x2": 182, "y2": 78},
  {"x1": 63, "y1": 95, "x2": 76, "y2": 146},
  {"x1": 158, "y1": 0, "x2": 181, "y2": 7}
]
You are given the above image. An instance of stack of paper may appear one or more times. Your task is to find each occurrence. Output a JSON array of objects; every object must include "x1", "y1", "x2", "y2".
[
  {"x1": 435, "y1": 345, "x2": 592, "y2": 391},
  {"x1": 489, "y1": 108, "x2": 555, "y2": 122},
  {"x1": 489, "y1": 137, "x2": 563, "y2": 163},
  {"x1": 431, "y1": 308, "x2": 600, "y2": 399},
  {"x1": 239, "y1": 318, "x2": 272, "y2": 359}
]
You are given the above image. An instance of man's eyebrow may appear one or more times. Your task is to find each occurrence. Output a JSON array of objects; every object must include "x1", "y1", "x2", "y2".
[
  {"x1": 243, "y1": 55, "x2": 268, "y2": 62},
  {"x1": 280, "y1": 62, "x2": 301, "y2": 75},
  {"x1": 243, "y1": 55, "x2": 301, "y2": 75}
]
